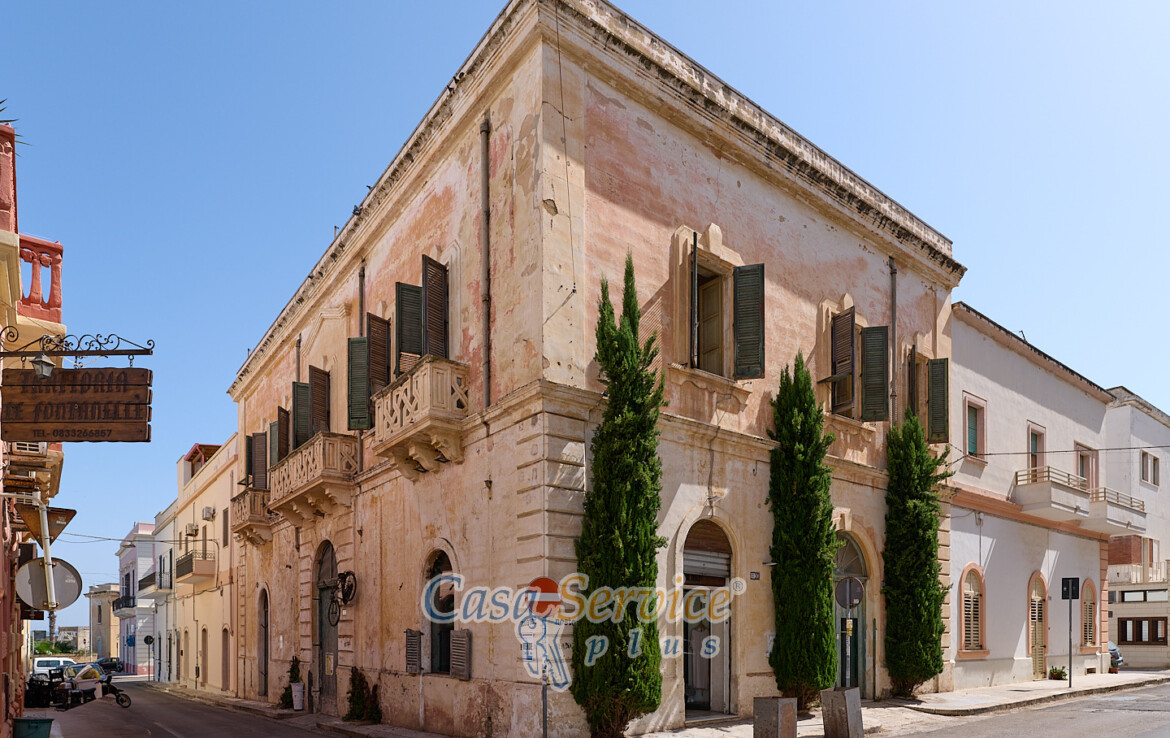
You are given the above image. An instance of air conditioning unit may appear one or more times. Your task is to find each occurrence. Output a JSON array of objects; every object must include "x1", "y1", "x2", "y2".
[
  {"x1": 202, "y1": 506, "x2": 216, "y2": 521},
  {"x1": 185, "y1": 523, "x2": 199, "y2": 537}
]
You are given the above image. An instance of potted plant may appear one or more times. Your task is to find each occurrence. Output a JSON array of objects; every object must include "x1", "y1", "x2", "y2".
[
  {"x1": 278, "y1": 657, "x2": 305, "y2": 710},
  {"x1": 1048, "y1": 665, "x2": 1067, "y2": 680}
]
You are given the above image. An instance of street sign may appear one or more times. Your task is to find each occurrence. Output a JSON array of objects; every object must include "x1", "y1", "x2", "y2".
[
  {"x1": 14, "y1": 558, "x2": 82, "y2": 611},
  {"x1": 1062, "y1": 577, "x2": 1080, "y2": 600},
  {"x1": 12, "y1": 505, "x2": 75, "y2": 544},
  {"x1": 527, "y1": 577, "x2": 562, "y2": 617},
  {"x1": 144, "y1": 635, "x2": 154, "y2": 646},
  {"x1": 1, "y1": 367, "x2": 152, "y2": 442},
  {"x1": 835, "y1": 577, "x2": 863, "y2": 610}
]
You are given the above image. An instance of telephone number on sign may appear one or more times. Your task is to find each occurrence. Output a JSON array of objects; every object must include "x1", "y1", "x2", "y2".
[{"x1": 50, "y1": 428, "x2": 114, "y2": 439}]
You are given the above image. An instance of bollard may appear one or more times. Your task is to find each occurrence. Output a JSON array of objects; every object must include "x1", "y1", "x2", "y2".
[
  {"x1": 754, "y1": 697, "x2": 797, "y2": 738},
  {"x1": 820, "y1": 687, "x2": 862, "y2": 738}
]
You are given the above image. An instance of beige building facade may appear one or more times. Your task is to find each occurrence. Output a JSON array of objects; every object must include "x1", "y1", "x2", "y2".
[
  {"x1": 85, "y1": 584, "x2": 119, "y2": 660},
  {"x1": 227, "y1": 1, "x2": 963, "y2": 735}
]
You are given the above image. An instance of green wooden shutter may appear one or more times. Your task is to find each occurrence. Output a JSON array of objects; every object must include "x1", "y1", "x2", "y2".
[
  {"x1": 309, "y1": 366, "x2": 330, "y2": 436},
  {"x1": 396, "y1": 282, "x2": 423, "y2": 375},
  {"x1": 927, "y1": 357, "x2": 949, "y2": 443},
  {"x1": 732, "y1": 263, "x2": 765, "y2": 379},
  {"x1": 860, "y1": 325, "x2": 889, "y2": 422},
  {"x1": 689, "y1": 232, "x2": 699, "y2": 368},
  {"x1": 367, "y1": 314, "x2": 391, "y2": 394},
  {"x1": 348, "y1": 337, "x2": 371, "y2": 430},
  {"x1": 421, "y1": 256, "x2": 449, "y2": 359},
  {"x1": 906, "y1": 345, "x2": 918, "y2": 418},
  {"x1": 269, "y1": 421, "x2": 280, "y2": 467},
  {"x1": 831, "y1": 307, "x2": 855, "y2": 413},
  {"x1": 245, "y1": 434, "x2": 253, "y2": 481},
  {"x1": 292, "y1": 382, "x2": 311, "y2": 449},
  {"x1": 277, "y1": 407, "x2": 290, "y2": 460},
  {"x1": 251, "y1": 432, "x2": 268, "y2": 491}
]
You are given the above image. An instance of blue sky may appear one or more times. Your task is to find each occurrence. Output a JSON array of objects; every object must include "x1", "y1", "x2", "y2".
[{"x1": 7, "y1": 1, "x2": 1167, "y2": 627}]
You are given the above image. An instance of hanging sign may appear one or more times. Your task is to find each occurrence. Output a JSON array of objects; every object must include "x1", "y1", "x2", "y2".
[{"x1": 1, "y1": 368, "x2": 152, "y2": 442}]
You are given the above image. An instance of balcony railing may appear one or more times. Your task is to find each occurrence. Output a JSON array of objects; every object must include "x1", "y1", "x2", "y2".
[
  {"x1": 112, "y1": 595, "x2": 135, "y2": 613},
  {"x1": 1083, "y1": 486, "x2": 1147, "y2": 535},
  {"x1": 1012, "y1": 466, "x2": 1091, "y2": 523},
  {"x1": 267, "y1": 432, "x2": 359, "y2": 525},
  {"x1": 175, "y1": 550, "x2": 216, "y2": 582},
  {"x1": 231, "y1": 487, "x2": 279, "y2": 544},
  {"x1": 1090, "y1": 487, "x2": 1145, "y2": 513},
  {"x1": 17, "y1": 234, "x2": 63, "y2": 323},
  {"x1": 373, "y1": 355, "x2": 470, "y2": 480}
]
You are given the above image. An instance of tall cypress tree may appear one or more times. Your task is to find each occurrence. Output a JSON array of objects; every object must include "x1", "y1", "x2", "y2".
[
  {"x1": 768, "y1": 352, "x2": 839, "y2": 709},
  {"x1": 882, "y1": 410, "x2": 951, "y2": 697},
  {"x1": 571, "y1": 255, "x2": 666, "y2": 738}
]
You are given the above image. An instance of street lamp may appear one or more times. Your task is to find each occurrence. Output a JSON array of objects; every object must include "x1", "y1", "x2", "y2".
[{"x1": 32, "y1": 352, "x2": 53, "y2": 379}]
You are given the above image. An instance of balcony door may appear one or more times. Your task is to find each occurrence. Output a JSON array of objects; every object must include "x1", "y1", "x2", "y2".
[{"x1": 259, "y1": 590, "x2": 269, "y2": 697}]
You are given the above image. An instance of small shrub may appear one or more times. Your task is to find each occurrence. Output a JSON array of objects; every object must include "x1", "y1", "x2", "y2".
[
  {"x1": 1048, "y1": 666, "x2": 1067, "y2": 680},
  {"x1": 278, "y1": 657, "x2": 302, "y2": 709},
  {"x1": 344, "y1": 667, "x2": 382, "y2": 723}
]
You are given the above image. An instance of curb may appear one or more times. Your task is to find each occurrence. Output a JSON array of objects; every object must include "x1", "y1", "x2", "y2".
[
  {"x1": 901, "y1": 675, "x2": 1170, "y2": 717},
  {"x1": 140, "y1": 682, "x2": 300, "y2": 721}
]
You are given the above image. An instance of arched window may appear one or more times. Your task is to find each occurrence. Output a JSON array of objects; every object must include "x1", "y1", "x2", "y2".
[
  {"x1": 1082, "y1": 580, "x2": 1097, "y2": 647},
  {"x1": 960, "y1": 566, "x2": 985, "y2": 652},
  {"x1": 426, "y1": 551, "x2": 454, "y2": 674}
]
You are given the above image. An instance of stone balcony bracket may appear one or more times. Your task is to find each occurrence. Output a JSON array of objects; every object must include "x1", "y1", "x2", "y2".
[
  {"x1": 268, "y1": 431, "x2": 359, "y2": 527},
  {"x1": 372, "y1": 355, "x2": 470, "y2": 481}
]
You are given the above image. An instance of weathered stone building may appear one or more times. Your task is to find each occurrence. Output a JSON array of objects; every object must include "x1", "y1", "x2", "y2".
[{"x1": 228, "y1": 0, "x2": 963, "y2": 734}]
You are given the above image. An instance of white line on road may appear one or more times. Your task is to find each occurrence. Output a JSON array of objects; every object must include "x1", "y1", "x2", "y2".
[{"x1": 155, "y1": 723, "x2": 185, "y2": 738}]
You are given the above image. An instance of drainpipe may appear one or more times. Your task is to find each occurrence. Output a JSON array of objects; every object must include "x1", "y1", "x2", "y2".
[
  {"x1": 358, "y1": 261, "x2": 366, "y2": 473},
  {"x1": 480, "y1": 115, "x2": 492, "y2": 408},
  {"x1": 889, "y1": 257, "x2": 898, "y2": 418}
]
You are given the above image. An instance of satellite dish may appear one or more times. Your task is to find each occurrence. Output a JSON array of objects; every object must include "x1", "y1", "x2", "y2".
[{"x1": 15, "y1": 558, "x2": 82, "y2": 611}]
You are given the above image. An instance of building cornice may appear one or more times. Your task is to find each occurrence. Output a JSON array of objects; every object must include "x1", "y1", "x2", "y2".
[{"x1": 1107, "y1": 386, "x2": 1170, "y2": 434}]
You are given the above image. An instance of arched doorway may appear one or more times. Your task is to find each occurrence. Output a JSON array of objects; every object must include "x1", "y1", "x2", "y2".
[
  {"x1": 683, "y1": 520, "x2": 732, "y2": 716},
  {"x1": 834, "y1": 534, "x2": 867, "y2": 695},
  {"x1": 258, "y1": 590, "x2": 270, "y2": 697},
  {"x1": 222, "y1": 628, "x2": 230, "y2": 690},
  {"x1": 1029, "y1": 574, "x2": 1047, "y2": 679},
  {"x1": 317, "y1": 541, "x2": 339, "y2": 713},
  {"x1": 182, "y1": 630, "x2": 189, "y2": 681},
  {"x1": 425, "y1": 551, "x2": 455, "y2": 674},
  {"x1": 201, "y1": 627, "x2": 208, "y2": 686}
]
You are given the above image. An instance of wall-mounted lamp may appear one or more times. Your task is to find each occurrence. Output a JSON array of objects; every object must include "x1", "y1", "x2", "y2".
[{"x1": 32, "y1": 353, "x2": 53, "y2": 379}]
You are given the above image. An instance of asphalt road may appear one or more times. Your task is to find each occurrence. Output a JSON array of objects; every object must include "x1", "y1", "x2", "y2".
[
  {"x1": 907, "y1": 682, "x2": 1170, "y2": 737},
  {"x1": 48, "y1": 683, "x2": 323, "y2": 737}
]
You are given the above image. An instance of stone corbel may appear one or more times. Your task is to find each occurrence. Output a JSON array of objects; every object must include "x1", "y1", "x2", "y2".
[
  {"x1": 324, "y1": 485, "x2": 352, "y2": 509},
  {"x1": 408, "y1": 441, "x2": 441, "y2": 473},
  {"x1": 430, "y1": 431, "x2": 464, "y2": 464},
  {"x1": 388, "y1": 446, "x2": 421, "y2": 481}
]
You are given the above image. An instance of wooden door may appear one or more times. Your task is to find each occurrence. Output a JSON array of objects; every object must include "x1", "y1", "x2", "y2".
[{"x1": 1030, "y1": 579, "x2": 1046, "y2": 679}]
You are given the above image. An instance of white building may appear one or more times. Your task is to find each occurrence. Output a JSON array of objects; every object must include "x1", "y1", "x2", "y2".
[
  {"x1": 142, "y1": 498, "x2": 178, "y2": 681},
  {"x1": 114, "y1": 522, "x2": 158, "y2": 676},
  {"x1": 944, "y1": 303, "x2": 1142, "y2": 688}
]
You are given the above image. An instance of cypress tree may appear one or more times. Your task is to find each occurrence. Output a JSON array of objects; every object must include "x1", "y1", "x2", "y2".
[
  {"x1": 767, "y1": 352, "x2": 839, "y2": 710},
  {"x1": 882, "y1": 410, "x2": 952, "y2": 697},
  {"x1": 571, "y1": 255, "x2": 666, "y2": 738}
]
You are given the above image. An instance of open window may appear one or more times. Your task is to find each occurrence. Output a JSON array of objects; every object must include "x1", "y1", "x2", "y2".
[
  {"x1": 396, "y1": 255, "x2": 450, "y2": 377},
  {"x1": 346, "y1": 314, "x2": 392, "y2": 431},
  {"x1": 685, "y1": 231, "x2": 765, "y2": 380},
  {"x1": 824, "y1": 306, "x2": 889, "y2": 422}
]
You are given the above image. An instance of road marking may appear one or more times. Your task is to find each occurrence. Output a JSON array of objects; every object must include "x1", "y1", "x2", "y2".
[{"x1": 155, "y1": 723, "x2": 185, "y2": 738}]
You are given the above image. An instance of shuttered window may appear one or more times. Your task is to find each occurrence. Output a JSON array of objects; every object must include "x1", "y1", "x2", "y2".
[
  {"x1": 1082, "y1": 587, "x2": 1096, "y2": 646},
  {"x1": 927, "y1": 357, "x2": 949, "y2": 443},
  {"x1": 269, "y1": 421, "x2": 280, "y2": 467},
  {"x1": 367, "y1": 314, "x2": 391, "y2": 395},
  {"x1": 292, "y1": 382, "x2": 311, "y2": 450},
  {"x1": 906, "y1": 346, "x2": 918, "y2": 418},
  {"x1": 961, "y1": 570, "x2": 983, "y2": 651},
  {"x1": 450, "y1": 630, "x2": 472, "y2": 681},
  {"x1": 309, "y1": 366, "x2": 330, "y2": 436},
  {"x1": 277, "y1": 407, "x2": 290, "y2": 461},
  {"x1": 860, "y1": 325, "x2": 889, "y2": 422},
  {"x1": 396, "y1": 282, "x2": 423, "y2": 375},
  {"x1": 831, "y1": 308, "x2": 855, "y2": 414},
  {"x1": 347, "y1": 337, "x2": 372, "y2": 431},
  {"x1": 245, "y1": 434, "x2": 254, "y2": 480},
  {"x1": 689, "y1": 232, "x2": 699, "y2": 368},
  {"x1": 421, "y1": 255, "x2": 449, "y2": 360},
  {"x1": 405, "y1": 629, "x2": 422, "y2": 674},
  {"x1": 732, "y1": 264, "x2": 765, "y2": 379},
  {"x1": 698, "y1": 276, "x2": 722, "y2": 375},
  {"x1": 251, "y1": 432, "x2": 268, "y2": 491}
]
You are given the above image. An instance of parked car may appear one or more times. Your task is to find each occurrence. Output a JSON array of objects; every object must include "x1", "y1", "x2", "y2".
[
  {"x1": 31, "y1": 657, "x2": 75, "y2": 677},
  {"x1": 95, "y1": 657, "x2": 124, "y2": 674},
  {"x1": 1109, "y1": 641, "x2": 1125, "y2": 668}
]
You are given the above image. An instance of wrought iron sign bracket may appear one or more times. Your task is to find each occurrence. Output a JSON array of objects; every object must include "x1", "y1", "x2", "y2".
[{"x1": 0, "y1": 326, "x2": 154, "y2": 363}]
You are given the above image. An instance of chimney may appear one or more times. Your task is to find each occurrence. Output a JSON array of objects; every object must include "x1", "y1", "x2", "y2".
[{"x1": 0, "y1": 124, "x2": 16, "y2": 233}]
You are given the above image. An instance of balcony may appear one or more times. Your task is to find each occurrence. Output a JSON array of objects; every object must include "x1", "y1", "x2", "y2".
[
  {"x1": 138, "y1": 570, "x2": 173, "y2": 600},
  {"x1": 268, "y1": 432, "x2": 359, "y2": 526},
  {"x1": 4, "y1": 441, "x2": 64, "y2": 500},
  {"x1": 372, "y1": 356, "x2": 470, "y2": 481},
  {"x1": 1012, "y1": 467, "x2": 1091, "y2": 523},
  {"x1": 112, "y1": 595, "x2": 136, "y2": 617},
  {"x1": 17, "y1": 234, "x2": 63, "y2": 324},
  {"x1": 232, "y1": 487, "x2": 279, "y2": 544},
  {"x1": 175, "y1": 550, "x2": 216, "y2": 583},
  {"x1": 1082, "y1": 487, "x2": 1147, "y2": 536}
]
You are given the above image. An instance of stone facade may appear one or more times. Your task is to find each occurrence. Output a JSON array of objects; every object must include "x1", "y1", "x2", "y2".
[
  {"x1": 227, "y1": 1, "x2": 962, "y2": 735},
  {"x1": 85, "y1": 584, "x2": 119, "y2": 661}
]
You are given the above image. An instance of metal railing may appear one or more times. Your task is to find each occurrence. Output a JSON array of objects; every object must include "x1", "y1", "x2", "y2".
[
  {"x1": 113, "y1": 595, "x2": 135, "y2": 611},
  {"x1": 1014, "y1": 466, "x2": 1090, "y2": 491},
  {"x1": 175, "y1": 550, "x2": 215, "y2": 579},
  {"x1": 137, "y1": 571, "x2": 155, "y2": 591},
  {"x1": 1091, "y1": 487, "x2": 1145, "y2": 513}
]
